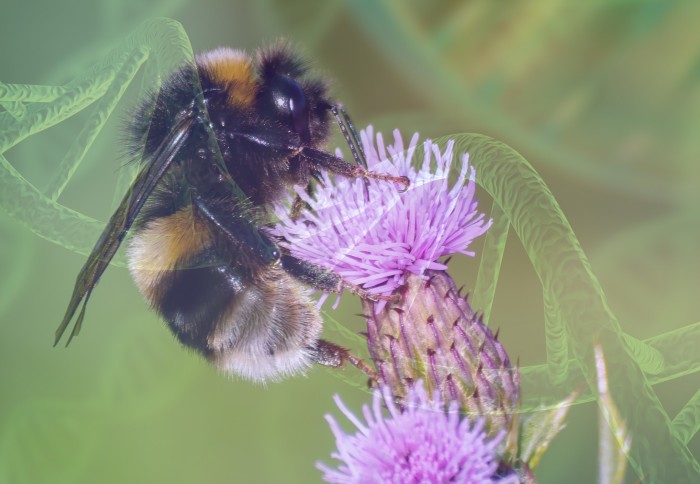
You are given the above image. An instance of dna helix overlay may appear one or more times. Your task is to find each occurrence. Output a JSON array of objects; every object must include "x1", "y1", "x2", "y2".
[{"x1": 1, "y1": 18, "x2": 698, "y2": 482}]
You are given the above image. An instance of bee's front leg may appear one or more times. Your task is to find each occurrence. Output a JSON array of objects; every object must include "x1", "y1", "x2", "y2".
[{"x1": 300, "y1": 146, "x2": 409, "y2": 191}]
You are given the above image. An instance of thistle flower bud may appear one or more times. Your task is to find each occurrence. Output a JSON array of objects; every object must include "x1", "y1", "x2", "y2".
[{"x1": 364, "y1": 270, "x2": 520, "y2": 456}]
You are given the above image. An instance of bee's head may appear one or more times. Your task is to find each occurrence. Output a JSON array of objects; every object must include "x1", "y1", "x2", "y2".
[{"x1": 257, "y1": 44, "x2": 331, "y2": 147}]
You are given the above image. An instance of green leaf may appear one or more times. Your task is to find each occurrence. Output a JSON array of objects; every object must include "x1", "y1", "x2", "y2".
[
  {"x1": 596, "y1": 345, "x2": 631, "y2": 484},
  {"x1": 519, "y1": 392, "x2": 577, "y2": 471}
]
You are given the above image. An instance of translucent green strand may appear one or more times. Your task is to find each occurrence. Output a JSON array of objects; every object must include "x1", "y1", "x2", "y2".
[
  {"x1": 434, "y1": 133, "x2": 699, "y2": 481},
  {"x1": 672, "y1": 388, "x2": 700, "y2": 445},
  {"x1": 0, "y1": 18, "x2": 196, "y2": 265},
  {"x1": 471, "y1": 202, "x2": 508, "y2": 327}
]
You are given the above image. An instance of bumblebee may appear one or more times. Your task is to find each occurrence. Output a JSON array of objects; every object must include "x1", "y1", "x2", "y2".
[{"x1": 55, "y1": 44, "x2": 407, "y2": 382}]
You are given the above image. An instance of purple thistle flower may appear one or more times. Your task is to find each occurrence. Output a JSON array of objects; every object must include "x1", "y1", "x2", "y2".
[
  {"x1": 275, "y1": 127, "x2": 523, "y2": 477},
  {"x1": 317, "y1": 381, "x2": 518, "y2": 484},
  {"x1": 273, "y1": 127, "x2": 519, "y2": 430},
  {"x1": 272, "y1": 127, "x2": 492, "y2": 306}
]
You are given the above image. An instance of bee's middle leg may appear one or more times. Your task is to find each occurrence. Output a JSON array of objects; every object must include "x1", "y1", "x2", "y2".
[{"x1": 279, "y1": 254, "x2": 396, "y2": 303}]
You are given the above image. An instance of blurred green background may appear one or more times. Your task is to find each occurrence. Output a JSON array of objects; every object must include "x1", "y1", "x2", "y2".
[{"x1": 2, "y1": 1, "x2": 700, "y2": 482}]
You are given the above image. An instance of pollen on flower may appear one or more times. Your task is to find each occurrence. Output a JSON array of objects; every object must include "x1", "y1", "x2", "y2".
[{"x1": 271, "y1": 127, "x2": 492, "y2": 304}]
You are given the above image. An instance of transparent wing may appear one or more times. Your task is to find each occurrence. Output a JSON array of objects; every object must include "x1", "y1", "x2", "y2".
[{"x1": 54, "y1": 115, "x2": 194, "y2": 346}]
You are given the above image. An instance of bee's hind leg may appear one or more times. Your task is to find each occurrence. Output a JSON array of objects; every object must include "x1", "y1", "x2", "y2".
[
  {"x1": 281, "y1": 254, "x2": 392, "y2": 386},
  {"x1": 310, "y1": 339, "x2": 378, "y2": 385}
]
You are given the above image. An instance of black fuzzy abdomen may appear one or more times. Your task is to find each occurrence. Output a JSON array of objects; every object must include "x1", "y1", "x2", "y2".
[{"x1": 155, "y1": 248, "x2": 246, "y2": 353}]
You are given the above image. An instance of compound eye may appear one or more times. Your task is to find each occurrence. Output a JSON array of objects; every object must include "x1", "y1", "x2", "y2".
[{"x1": 268, "y1": 77, "x2": 310, "y2": 143}]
